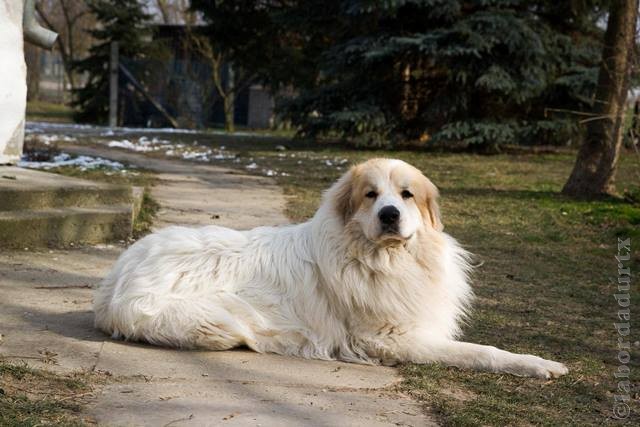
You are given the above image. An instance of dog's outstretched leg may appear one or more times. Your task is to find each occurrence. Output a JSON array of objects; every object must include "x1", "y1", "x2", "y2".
[{"x1": 385, "y1": 335, "x2": 568, "y2": 379}]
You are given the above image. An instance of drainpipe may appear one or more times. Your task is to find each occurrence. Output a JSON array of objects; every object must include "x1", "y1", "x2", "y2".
[{"x1": 23, "y1": 0, "x2": 57, "y2": 49}]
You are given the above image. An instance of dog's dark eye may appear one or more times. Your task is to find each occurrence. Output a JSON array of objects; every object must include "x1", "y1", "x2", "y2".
[
  {"x1": 365, "y1": 191, "x2": 377, "y2": 199},
  {"x1": 401, "y1": 190, "x2": 413, "y2": 199}
]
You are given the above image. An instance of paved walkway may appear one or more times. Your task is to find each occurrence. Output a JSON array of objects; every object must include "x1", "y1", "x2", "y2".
[
  {"x1": 61, "y1": 144, "x2": 287, "y2": 231},
  {"x1": 0, "y1": 146, "x2": 433, "y2": 426}
]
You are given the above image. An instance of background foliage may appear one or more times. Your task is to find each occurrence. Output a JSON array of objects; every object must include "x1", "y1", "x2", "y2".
[
  {"x1": 193, "y1": 0, "x2": 610, "y2": 147},
  {"x1": 72, "y1": 0, "x2": 153, "y2": 124}
]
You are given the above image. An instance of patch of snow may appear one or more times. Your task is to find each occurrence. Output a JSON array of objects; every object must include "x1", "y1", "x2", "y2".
[
  {"x1": 107, "y1": 136, "x2": 171, "y2": 152},
  {"x1": 139, "y1": 136, "x2": 171, "y2": 145},
  {"x1": 26, "y1": 121, "x2": 200, "y2": 135},
  {"x1": 211, "y1": 152, "x2": 236, "y2": 160},
  {"x1": 18, "y1": 152, "x2": 125, "y2": 171},
  {"x1": 107, "y1": 139, "x2": 150, "y2": 152},
  {"x1": 181, "y1": 150, "x2": 210, "y2": 162},
  {"x1": 32, "y1": 134, "x2": 78, "y2": 144},
  {"x1": 116, "y1": 126, "x2": 199, "y2": 134},
  {"x1": 208, "y1": 129, "x2": 278, "y2": 138},
  {"x1": 25, "y1": 122, "x2": 96, "y2": 134}
]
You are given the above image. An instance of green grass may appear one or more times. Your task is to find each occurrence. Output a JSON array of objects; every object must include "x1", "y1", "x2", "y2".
[
  {"x1": 186, "y1": 137, "x2": 640, "y2": 426},
  {"x1": 0, "y1": 361, "x2": 90, "y2": 426},
  {"x1": 26, "y1": 101, "x2": 73, "y2": 123},
  {"x1": 133, "y1": 189, "x2": 160, "y2": 237}
]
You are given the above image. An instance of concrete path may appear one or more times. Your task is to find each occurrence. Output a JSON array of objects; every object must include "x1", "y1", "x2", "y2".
[
  {"x1": 60, "y1": 144, "x2": 287, "y2": 231},
  {"x1": 0, "y1": 146, "x2": 433, "y2": 426}
]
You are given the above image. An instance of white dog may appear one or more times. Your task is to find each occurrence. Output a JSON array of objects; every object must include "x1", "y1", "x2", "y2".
[{"x1": 94, "y1": 158, "x2": 568, "y2": 378}]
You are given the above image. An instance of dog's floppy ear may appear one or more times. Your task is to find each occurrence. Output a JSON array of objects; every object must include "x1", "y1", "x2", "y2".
[
  {"x1": 332, "y1": 168, "x2": 355, "y2": 223},
  {"x1": 421, "y1": 176, "x2": 443, "y2": 232}
]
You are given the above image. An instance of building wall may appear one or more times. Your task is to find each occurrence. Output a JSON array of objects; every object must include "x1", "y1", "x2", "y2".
[{"x1": 247, "y1": 85, "x2": 274, "y2": 129}]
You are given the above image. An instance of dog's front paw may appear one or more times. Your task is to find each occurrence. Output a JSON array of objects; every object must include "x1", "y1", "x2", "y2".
[{"x1": 512, "y1": 354, "x2": 568, "y2": 379}]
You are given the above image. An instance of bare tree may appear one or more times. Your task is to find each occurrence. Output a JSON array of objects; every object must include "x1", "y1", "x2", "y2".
[
  {"x1": 188, "y1": 34, "x2": 239, "y2": 132},
  {"x1": 179, "y1": 13, "x2": 255, "y2": 133},
  {"x1": 35, "y1": 0, "x2": 94, "y2": 90},
  {"x1": 149, "y1": 0, "x2": 254, "y2": 132},
  {"x1": 562, "y1": 0, "x2": 639, "y2": 198}
]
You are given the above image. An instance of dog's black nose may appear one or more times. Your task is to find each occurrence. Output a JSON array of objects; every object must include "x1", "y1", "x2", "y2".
[{"x1": 378, "y1": 205, "x2": 400, "y2": 225}]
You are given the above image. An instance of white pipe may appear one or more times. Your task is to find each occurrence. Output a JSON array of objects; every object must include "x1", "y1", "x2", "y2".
[{"x1": 23, "y1": 0, "x2": 57, "y2": 49}]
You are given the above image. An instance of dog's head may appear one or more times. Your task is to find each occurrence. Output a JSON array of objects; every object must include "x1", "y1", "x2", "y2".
[{"x1": 329, "y1": 158, "x2": 442, "y2": 244}]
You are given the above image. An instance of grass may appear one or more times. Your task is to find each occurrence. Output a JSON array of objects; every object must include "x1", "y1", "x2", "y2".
[
  {"x1": 133, "y1": 190, "x2": 160, "y2": 237},
  {"x1": 0, "y1": 361, "x2": 91, "y2": 426},
  {"x1": 26, "y1": 101, "x2": 73, "y2": 123},
  {"x1": 183, "y1": 136, "x2": 640, "y2": 426}
]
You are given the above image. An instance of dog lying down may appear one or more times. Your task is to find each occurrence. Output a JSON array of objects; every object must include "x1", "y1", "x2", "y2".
[{"x1": 95, "y1": 158, "x2": 567, "y2": 379}]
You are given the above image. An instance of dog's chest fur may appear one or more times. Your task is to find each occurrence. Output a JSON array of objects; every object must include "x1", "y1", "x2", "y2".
[{"x1": 318, "y1": 225, "x2": 451, "y2": 328}]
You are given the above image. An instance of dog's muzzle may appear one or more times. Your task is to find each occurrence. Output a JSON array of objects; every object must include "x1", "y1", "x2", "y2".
[{"x1": 378, "y1": 205, "x2": 400, "y2": 234}]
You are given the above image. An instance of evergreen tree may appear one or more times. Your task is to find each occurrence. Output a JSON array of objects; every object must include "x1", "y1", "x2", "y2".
[
  {"x1": 194, "y1": 0, "x2": 609, "y2": 148},
  {"x1": 72, "y1": 0, "x2": 151, "y2": 124},
  {"x1": 284, "y1": 0, "x2": 609, "y2": 147}
]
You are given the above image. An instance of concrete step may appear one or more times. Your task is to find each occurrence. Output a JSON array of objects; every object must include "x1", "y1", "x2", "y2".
[
  {"x1": 0, "y1": 186, "x2": 133, "y2": 211},
  {"x1": 0, "y1": 167, "x2": 132, "y2": 211},
  {"x1": 0, "y1": 205, "x2": 133, "y2": 249}
]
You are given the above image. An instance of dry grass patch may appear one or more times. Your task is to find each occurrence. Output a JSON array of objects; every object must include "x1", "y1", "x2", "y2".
[{"x1": 0, "y1": 361, "x2": 95, "y2": 426}]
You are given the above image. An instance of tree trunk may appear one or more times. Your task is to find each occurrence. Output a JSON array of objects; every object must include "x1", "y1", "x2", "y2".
[
  {"x1": 224, "y1": 63, "x2": 235, "y2": 132},
  {"x1": 562, "y1": 0, "x2": 638, "y2": 198},
  {"x1": 25, "y1": 44, "x2": 41, "y2": 101},
  {"x1": 223, "y1": 97, "x2": 235, "y2": 132}
]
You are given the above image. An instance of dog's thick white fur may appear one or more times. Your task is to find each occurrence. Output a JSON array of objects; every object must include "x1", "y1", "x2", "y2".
[{"x1": 95, "y1": 158, "x2": 568, "y2": 379}]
